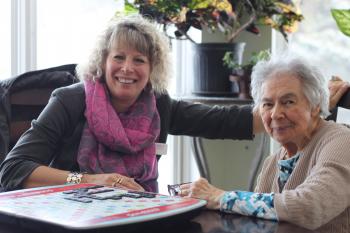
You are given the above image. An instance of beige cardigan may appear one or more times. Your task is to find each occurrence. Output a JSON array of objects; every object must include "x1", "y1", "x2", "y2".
[{"x1": 255, "y1": 120, "x2": 350, "y2": 232}]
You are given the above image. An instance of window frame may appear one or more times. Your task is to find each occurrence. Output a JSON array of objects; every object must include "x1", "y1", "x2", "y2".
[{"x1": 11, "y1": 0, "x2": 37, "y2": 76}]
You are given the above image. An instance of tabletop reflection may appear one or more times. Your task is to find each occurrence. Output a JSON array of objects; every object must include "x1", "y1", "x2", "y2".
[{"x1": 192, "y1": 210, "x2": 316, "y2": 233}]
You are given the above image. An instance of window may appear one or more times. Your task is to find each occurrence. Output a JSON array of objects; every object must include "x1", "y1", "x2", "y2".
[
  {"x1": 289, "y1": 0, "x2": 350, "y2": 81},
  {"x1": 36, "y1": 0, "x2": 119, "y2": 69},
  {"x1": 270, "y1": 0, "x2": 350, "y2": 153},
  {"x1": 0, "y1": 0, "x2": 11, "y2": 78}
]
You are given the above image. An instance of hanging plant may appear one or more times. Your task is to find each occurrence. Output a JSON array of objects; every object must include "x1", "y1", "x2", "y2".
[{"x1": 122, "y1": 0, "x2": 304, "y2": 43}]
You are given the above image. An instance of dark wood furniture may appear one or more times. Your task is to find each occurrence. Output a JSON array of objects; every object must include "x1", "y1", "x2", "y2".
[{"x1": 0, "y1": 209, "x2": 316, "y2": 233}]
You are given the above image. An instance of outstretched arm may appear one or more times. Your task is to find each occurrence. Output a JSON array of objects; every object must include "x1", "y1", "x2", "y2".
[
  {"x1": 24, "y1": 166, "x2": 144, "y2": 191},
  {"x1": 179, "y1": 178, "x2": 277, "y2": 221}
]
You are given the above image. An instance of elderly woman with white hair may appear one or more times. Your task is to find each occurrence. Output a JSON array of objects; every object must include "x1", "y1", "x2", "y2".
[{"x1": 179, "y1": 54, "x2": 350, "y2": 232}]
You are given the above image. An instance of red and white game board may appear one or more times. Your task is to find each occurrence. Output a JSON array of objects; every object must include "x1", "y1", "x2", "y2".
[{"x1": 0, "y1": 183, "x2": 206, "y2": 230}]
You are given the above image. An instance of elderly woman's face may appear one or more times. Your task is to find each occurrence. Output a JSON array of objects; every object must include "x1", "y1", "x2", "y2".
[
  {"x1": 259, "y1": 74, "x2": 320, "y2": 147},
  {"x1": 104, "y1": 45, "x2": 151, "y2": 107}
]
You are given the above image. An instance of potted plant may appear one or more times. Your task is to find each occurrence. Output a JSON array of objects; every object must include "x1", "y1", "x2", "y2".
[
  {"x1": 223, "y1": 49, "x2": 270, "y2": 99},
  {"x1": 123, "y1": 0, "x2": 303, "y2": 96}
]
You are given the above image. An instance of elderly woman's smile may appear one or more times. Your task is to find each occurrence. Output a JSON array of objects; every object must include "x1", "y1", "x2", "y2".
[
  {"x1": 260, "y1": 74, "x2": 320, "y2": 155},
  {"x1": 270, "y1": 123, "x2": 294, "y2": 133}
]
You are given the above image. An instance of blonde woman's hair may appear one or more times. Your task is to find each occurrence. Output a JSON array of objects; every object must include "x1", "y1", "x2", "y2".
[{"x1": 76, "y1": 14, "x2": 171, "y2": 94}]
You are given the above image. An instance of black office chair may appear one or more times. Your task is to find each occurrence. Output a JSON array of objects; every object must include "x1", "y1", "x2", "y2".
[{"x1": 0, "y1": 64, "x2": 79, "y2": 162}]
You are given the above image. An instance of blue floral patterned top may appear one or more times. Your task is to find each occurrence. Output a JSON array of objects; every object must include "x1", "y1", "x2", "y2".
[
  {"x1": 220, "y1": 152, "x2": 302, "y2": 221},
  {"x1": 277, "y1": 153, "x2": 301, "y2": 190}
]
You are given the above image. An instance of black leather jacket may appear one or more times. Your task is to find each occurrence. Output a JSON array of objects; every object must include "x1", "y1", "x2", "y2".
[{"x1": 0, "y1": 82, "x2": 253, "y2": 191}]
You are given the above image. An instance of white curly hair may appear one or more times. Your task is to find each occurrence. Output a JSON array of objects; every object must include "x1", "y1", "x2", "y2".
[
  {"x1": 250, "y1": 53, "x2": 330, "y2": 118},
  {"x1": 76, "y1": 14, "x2": 171, "y2": 94}
]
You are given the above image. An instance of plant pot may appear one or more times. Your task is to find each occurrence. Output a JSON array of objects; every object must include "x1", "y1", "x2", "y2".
[{"x1": 191, "y1": 43, "x2": 246, "y2": 97}]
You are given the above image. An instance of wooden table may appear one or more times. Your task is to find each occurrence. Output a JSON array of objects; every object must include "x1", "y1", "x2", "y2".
[{"x1": 0, "y1": 209, "x2": 316, "y2": 233}]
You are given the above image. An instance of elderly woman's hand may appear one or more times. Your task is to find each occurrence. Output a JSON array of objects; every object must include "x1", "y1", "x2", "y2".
[
  {"x1": 179, "y1": 178, "x2": 225, "y2": 210},
  {"x1": 82, "y1": 173, "x2": 144, "y2": 191},
  {"x1": 328, "y1": 76, "x2": 350, "y2": 110}
]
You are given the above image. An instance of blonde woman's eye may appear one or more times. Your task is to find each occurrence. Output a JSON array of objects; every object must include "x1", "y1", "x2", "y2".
[
  {"x1": 134, "y1": 58, "x2": 146, "y2": 63},
  {"x1": 114, "y1": 55, "x2": 124, "y2": 61}
]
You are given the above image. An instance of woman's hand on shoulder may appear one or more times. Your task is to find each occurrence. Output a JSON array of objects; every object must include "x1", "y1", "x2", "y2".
[
  {"x1": 178, "y1": 178, "x2": 225, "y2": 210},
  {"x1": 328, "y1": 76, "x2": 350, "y2": 110},
  {"x1": 82, "y1": 173, "x2": 144, "y2": 191}
]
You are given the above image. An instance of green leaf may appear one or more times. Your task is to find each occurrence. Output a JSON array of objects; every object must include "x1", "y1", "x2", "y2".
[
  {"x1": 191, "y1": 0, "x2": 211, "y2": 9},
  {"x1": 124, "y1": 1, "x2": 138, "y2": 14},
  {"x1": 331, "y1": 9, "x2": 350, "y2": 37}
]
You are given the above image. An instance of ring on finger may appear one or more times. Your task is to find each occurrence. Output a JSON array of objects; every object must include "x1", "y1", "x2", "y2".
[
  {"x1": 114, "y1": 176, "x2": 124, "y2": 184},
  {"x1": 117, "y1": 177, "x2": 123, "y2": 184}
]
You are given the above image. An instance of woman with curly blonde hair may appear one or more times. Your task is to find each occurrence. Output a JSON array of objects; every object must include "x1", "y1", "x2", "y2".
[{"x1": 0, "y1": 15, "x2": 258, "y2": 192}]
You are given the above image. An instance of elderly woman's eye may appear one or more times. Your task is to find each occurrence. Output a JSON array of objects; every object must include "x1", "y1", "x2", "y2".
[
  {"x1": 262, "y1": 102, "x2": 272, "y2": 108},
  {"x1": 285, "y1": 100, "x2": 295, "y2": 105}
]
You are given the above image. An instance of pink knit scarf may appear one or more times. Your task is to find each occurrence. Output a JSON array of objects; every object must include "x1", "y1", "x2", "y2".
[{"x1": 77, "y1": 80, "x2": 160, "y2": 183}]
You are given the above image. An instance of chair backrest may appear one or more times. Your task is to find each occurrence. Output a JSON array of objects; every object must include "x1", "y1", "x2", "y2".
[
  {"x1": 0, "y1": 64, "x2": 79, "y2": 161},
  {"x1": 10, "y1": 88, "x2": 55, "y2": 148}
]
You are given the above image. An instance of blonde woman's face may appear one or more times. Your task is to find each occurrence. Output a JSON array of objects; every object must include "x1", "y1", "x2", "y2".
[{"x1": 104, "y1": 46, "x2": 151, "y2": 109}]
